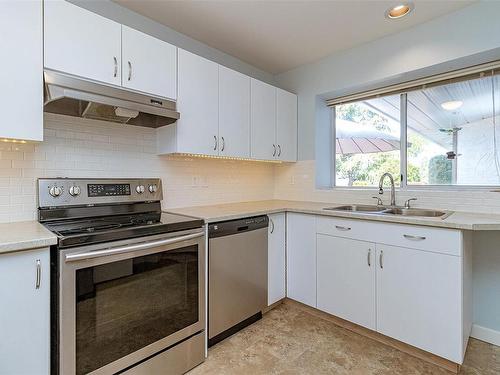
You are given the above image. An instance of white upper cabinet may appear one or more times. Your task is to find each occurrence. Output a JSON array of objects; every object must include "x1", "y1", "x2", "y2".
[
  {"x1": 44, "y1": 0, "x2": 122, "y2": 86},
  {"x1": 376, "y1": 244, "x2": 463, "y2": 363},
  {"x1": 317, "y1": 235, "x2": 376, "y2": 330},
  {"x1": 173, "y1": 49, "x2": 219, "y2": 155},
  {"x1": 121, "y1": 26, "x2": 177, "y2": 99},
  {"x1": 268, "y1": 213, "x2": 286, "y2": 306},
  {"x1": 0, "y1": 248, "x2": 50, "y2": 374},
  {"x1": 251, "y1": 79, "x2": 277, "y2": 160},
  {"x1": 218, "y1": 66, "x2": 250, "y2": 158},
  {"x1": 276, "y1": 89, "x2": 298, "y2": 162},
  {"x1": 1, "y1": 0, "x2": 43, "y2": 142},
  {"x1": 250, "y1": 81, "x2": 297, "y2": 161}
]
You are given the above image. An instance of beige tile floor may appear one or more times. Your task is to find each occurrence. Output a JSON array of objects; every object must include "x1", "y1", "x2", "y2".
[{"x1": 188, "y1": 301, "x2": 500, "y2": 375}]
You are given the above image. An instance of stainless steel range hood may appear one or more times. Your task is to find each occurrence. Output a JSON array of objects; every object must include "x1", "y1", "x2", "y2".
[{"x1": 43, "y1": 70, "x2": 180, "y2": 128}]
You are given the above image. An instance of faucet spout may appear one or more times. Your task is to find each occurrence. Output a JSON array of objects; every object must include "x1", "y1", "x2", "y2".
[{"x1": 378, "y1": 173, "x2": 396, "y2": 206}]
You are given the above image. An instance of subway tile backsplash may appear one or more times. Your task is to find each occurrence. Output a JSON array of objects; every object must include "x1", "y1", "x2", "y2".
[
  {"x1": 0, "y1": 114, "x2": 275, "y2": 223},
  {"x1": 274, "y1": 160, "x2": 500, "y2": 214},
  {"x1": 3, "y1": 114, "x2": 500, "y2": 224}
]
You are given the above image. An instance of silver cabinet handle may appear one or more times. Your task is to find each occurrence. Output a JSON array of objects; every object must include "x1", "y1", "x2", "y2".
[
  {"x1": 213, "y1": 135, "x2": 218, "y2": 151},
  {"x1": 277, "y1": 144, "x2": 282, "y2": 157},
  {"x1": 113, "y1": 56, "x2": 118, "y2": 78},
  {"x1": 335, "y1": 225, "x2": 351, "y2": 231},
  {"x1": 221, "y1": 136, "x2": 225, "y2": 152},
  {"x1": 272, "y1": 144, "x2": 276, "y2": 157},
  {"x1": 367, "y1": 249, "x2": 371, "y2": 267},
  {"x1": 379, "y1": 250, "x2": 383, "y2": 269},
  {"x1": 35, "y1": 259, "x2": 41, "y2": 289},
  {"x1": 128, "y1": 61, "x2": 132, "y2": 81},
  {"x1": 270, "y1": 218, "x2": 275, "y2": 234},
  {"x1": 403, "y1": 234, "x2": 426, "y2": 241}
]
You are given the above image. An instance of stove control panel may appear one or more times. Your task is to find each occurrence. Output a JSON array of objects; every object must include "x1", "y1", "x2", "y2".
[
  {"x1": 89, "y1": 183, "x2": 131, "y2": 197},
  {"x1": 38, "y1": 178, "x2": 163, "y2": 208}
]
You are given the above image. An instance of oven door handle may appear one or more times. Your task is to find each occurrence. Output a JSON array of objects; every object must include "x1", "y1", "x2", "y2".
[{"x1": 65, "y1": 232, "x2": 204, "y2": 262}]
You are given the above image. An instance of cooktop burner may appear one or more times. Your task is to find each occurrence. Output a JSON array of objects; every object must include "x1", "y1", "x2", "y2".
[
  {"x1": 44, "y1": 212, "x2": 204, "y2": 248},
  {"x1": 47, "y1": 213, "x2": 160, "y2": 236}
]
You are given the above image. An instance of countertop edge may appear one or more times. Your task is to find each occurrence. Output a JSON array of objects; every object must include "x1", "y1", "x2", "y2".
[
  {"x1": 0, "y1": 237, "x2": 58, "y2": 255},
  {"x1": 0, "y1": 221, "x2": 58, "y2": 255},
  {"x1": 165, "y1": 201, "x2": 500, "y2": 231}
]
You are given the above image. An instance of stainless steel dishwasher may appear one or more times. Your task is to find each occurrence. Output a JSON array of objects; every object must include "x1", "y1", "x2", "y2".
[{"x1": 208, "y1": 216, "x2": 268, "y2": 347}]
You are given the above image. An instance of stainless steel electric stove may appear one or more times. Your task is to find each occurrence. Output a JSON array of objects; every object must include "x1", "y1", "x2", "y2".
[{"x1": 38, "y1": 178, "x2": 206, "y2": 375}]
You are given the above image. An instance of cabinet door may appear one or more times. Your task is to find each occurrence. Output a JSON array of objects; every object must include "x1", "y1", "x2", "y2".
[
  {"x1": 44, "y1": 0, "x2": 121, "y2": 86},
  {"x1": 218, "y1": 66, "x2": 250, "y2": 158},
  {"x1": 177, "y1": 49, "x2": 219, "y2": 155},
  {"x1": 286, "y1": 213, "x2": 316, "y2": 307},
  {"x1": 268, "y1": 213, "x2": 286, "y2": 306},
  {"x1": 317, "y1": 235, "x2": 376, "y2": 330},
  {"x1": 0, "y1": 0, "x2": 43, "y2": 142},
  {"x1": 121, "y1": 26, "x2": 177, "y2": 99},
  {"x1": 0, "y1": 248, "x2": 50, "y2": 374},
  {"x1": 250, "y1": 79, "x2": 276, "y2": 160},
  {"x1": 376, "y1": 245, "x2": 463, "y2": 363},
  {"x1": 276, "y1": 89, "x2": 297, "y2": 162}
]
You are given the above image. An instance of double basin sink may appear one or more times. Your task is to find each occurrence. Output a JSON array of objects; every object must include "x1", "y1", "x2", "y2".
[{"x1": 323, "y1": 204, "x2": 450, "y2": 218}]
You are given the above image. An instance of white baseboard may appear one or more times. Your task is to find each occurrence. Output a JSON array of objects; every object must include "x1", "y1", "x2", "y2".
[{"x1": 471, "y1": 324, "x2": 500, "y2": 347}]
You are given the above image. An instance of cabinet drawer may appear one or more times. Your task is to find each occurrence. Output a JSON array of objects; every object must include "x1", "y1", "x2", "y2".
[
  {"x1": 377, "y1": 223, "x2": 462, "y2": 256},
  {"x1": 316, "y1": 216, "x2": 374, "y2": 242},
  {"x1": 316, "y1": 216, "x2": 462, "y2": 256}
]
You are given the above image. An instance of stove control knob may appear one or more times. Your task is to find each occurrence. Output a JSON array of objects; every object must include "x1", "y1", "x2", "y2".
[
  {"x1": 69, "y1": 185, "x2": 81, "y2": 197},
  {"x1": 49, "y1": 186, "x2": 62, "y2": 198},
  {"x1": 136, "y1": 185, "x2": 145, "y2": 194},
  {"x1": 148, "y1": 184, "x2": 158, "y2": 193}
]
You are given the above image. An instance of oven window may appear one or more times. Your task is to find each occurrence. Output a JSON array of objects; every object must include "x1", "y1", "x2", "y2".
[{"x1": 75, "y1": 245, "x2": 199, "y2": 375}]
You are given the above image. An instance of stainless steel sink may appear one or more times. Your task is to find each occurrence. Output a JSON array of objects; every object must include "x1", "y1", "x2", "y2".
[
  {"x1": 382, "y1": 207, "x2": 448, "y2": 218},
  {"x1": 323, "y1": 205, "x2": 386, "y2": 213},
  {"x1": 323, "y1": 205, "x2": 450, "y2": 218}
]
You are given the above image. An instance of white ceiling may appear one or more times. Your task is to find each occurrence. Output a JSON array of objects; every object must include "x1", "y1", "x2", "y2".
[{"x1": 113, "y1": 0, "x2": 475, "y2": 74}]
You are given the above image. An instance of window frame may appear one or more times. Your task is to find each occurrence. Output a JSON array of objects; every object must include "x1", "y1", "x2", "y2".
[{"x1": 330, "y1": 71, "x2": 500, "y2": 190}]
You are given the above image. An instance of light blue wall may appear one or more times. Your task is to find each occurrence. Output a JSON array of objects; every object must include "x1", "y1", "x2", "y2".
[
  {"x1": 68, "y1": 0, "x2": 276, "y2": 85},
  {"x1": 275, "y1": 1, "x2": 500, "y2": 161}
]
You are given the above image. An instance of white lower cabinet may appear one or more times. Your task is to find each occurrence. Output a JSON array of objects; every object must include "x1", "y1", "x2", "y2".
[
  {"x1": 286, "y1": 213, "x2": 316, "y2": 307},
  {"x1": 317, "y1": 235, "x2": 376, "y2": 330},
  {"x1": 0, "y1": 248, "x2": 50, "y2": 374},
  {"x1": 285, "y1": 215, "x2": 470, "y2": 364},
  {"x1": 376, "y1": 244, "x2": 463, "y2": 363},
  {"x1": 268, "y1": 213, "x2": 286, "y2": 306}
]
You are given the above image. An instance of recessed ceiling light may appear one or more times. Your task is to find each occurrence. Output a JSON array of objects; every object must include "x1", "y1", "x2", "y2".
[
  {"x1": 441, "y1": 100, "x2": 463, "y2": 111},
  {"x1": 385, "y1": 3, "x2": 414, "y2": 19}
]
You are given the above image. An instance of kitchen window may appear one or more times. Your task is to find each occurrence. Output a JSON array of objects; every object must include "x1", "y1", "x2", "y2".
[{"x1": 328, "y1": 62, "x2": 500, "y2": 188}]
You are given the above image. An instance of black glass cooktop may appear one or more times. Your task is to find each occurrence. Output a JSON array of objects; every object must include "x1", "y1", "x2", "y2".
[{"x1": 44, "y1": 212, "x2": 204, "y2": 248}]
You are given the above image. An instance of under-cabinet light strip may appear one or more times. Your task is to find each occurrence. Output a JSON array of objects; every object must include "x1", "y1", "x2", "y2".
[{"x1": 174, "y1": 153, "x2": 283, "y2": 163}]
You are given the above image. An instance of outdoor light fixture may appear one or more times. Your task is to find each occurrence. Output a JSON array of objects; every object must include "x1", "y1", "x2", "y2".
[
  {"x1": 441, "y1": 100, "x2": 463, "y2": 111},
  {"x1": 385, "y1": 3, "x2": 414, "y2": 19}
]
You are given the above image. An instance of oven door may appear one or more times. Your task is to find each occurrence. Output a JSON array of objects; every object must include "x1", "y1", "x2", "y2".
[{"x1": 58, "y1": 228, "x2": 205, "y2": 375}]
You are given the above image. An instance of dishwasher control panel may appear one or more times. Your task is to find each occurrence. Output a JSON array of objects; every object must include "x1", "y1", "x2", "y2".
[{"x1": 208, "y1": 215, "x2": 269, "y2": 238}]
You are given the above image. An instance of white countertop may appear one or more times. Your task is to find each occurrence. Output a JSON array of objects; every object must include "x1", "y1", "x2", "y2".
[
  {"x1": 165, "y1": 199, "x2": 500, "y2": 230},
  {"x1": 0, "y1": 221, "x2": 57, "y2": 254}
]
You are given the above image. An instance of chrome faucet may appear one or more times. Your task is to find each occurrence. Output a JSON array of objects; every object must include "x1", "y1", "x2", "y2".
[{"x1": 378, "y1": 173, "x2": 396, "y2": 206}]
